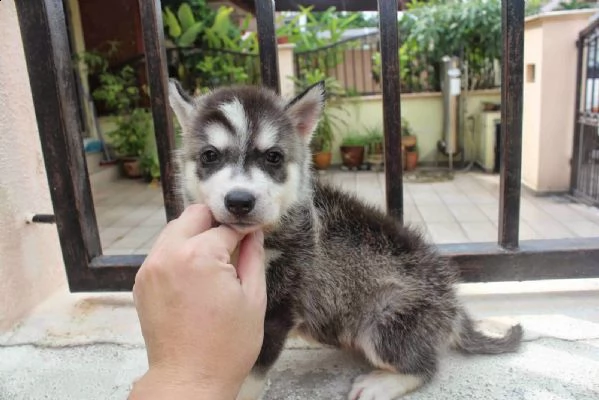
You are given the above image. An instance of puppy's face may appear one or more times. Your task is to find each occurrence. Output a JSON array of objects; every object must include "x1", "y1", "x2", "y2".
[{"x1": 168, "y1": 81, "x2": 324, "y2": 234}]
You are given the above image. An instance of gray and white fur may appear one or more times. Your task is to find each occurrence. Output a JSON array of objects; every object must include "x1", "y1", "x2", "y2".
[{"x1": 168, "y1": 79, "x2": 524, "y2": 400}]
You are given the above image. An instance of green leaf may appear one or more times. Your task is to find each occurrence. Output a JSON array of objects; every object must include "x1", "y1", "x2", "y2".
[
  {"x1": 177, "y1": 3, "x2": 196, "y2": 32},
  {"x1": 163, "y1": 7, "x2": 182, "y2": 38},
  {"x1": 178, "y1": 21, "x2": 204, "y2": 47}
]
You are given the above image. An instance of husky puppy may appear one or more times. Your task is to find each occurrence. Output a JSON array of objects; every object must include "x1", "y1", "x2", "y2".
[{"x1": 167, "y1": 79, "x2": 524, "y2": 400}]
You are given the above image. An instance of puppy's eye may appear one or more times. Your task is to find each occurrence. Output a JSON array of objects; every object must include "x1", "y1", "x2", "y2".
[
  {"x1": 265, "y1": 150, "x2": 283, "y2": 166},
  {"x1": 201, "y1": 147, "x2": 220, "y2": 165}
]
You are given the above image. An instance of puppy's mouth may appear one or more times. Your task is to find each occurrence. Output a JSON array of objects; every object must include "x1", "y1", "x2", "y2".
[{"x1": 225, "y1": 221, "x2": 263, "y2": 234}]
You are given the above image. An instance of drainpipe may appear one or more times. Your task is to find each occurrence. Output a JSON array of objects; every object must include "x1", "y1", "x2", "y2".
[{"x1": 440, "y1": 56, "x2": 461, "y2": 171}]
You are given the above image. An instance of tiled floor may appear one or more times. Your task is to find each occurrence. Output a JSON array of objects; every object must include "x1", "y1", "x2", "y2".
[{"x1": 94, "y1": 171, "x2": 599, "y2": 254}]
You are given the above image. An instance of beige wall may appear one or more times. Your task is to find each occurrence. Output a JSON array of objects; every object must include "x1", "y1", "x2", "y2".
[
  {"x1": 329, "y1": 89, "x2": 501, "y2": 165},
  {"x1": 0, "y1": 1, "x2": 67, "y2": 331},
  {"x1": 522, "y1": 10, "x2": 596, "y2": 193}
]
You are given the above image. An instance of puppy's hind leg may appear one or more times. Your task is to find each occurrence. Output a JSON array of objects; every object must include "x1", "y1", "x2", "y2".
[
  {"x1": 348, "y1": 300, "x2": 447, "y2": 400},
  {"x1": 348, "y1": 326, "x2": 434, "y2": 400}
]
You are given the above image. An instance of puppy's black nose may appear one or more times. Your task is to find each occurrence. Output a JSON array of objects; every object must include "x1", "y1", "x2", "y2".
[{"x1": 225, "y1": 190, "x2": 256, "y2": 216}]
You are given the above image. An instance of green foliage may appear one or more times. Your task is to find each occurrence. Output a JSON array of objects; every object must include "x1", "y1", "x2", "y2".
[
  {"x1": 291, "y1": 69, "x2": 349, "y2": 153},
  {"x1": 525, "y1": 0, "x2": 545, "y2": 16},
  {"x1": 76, "y1": 49, "x2": 153, "y2": 160},
  {"x1": 108, "y1": 108, "x2": 152, "y2": 158},
  {"x1": 276, "y1": 6, "x2": 359, "y2": 51},
  {"x1": 364, "y1": 125, "x2": 384, "y2": 145},
  {"x1": 341, "y1": 132, "x2": 369, "y2": 146},
  {"x1": 372, "y1": 0, "x2": 502, "y2": 92},
  {"x1": 162, "y1": 1, "x2": 259, "y2": 94},
  {"x1": 401, "y1": 117, "x2": 414, "y2": 137},
  {"x1": 557, "y1": 0, "x2": 597, "y2": 10}
]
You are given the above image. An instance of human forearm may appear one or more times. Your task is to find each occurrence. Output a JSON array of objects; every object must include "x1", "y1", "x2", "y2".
[{"x1": 128, "y1": 367, "x2": 239, "y2": 400}]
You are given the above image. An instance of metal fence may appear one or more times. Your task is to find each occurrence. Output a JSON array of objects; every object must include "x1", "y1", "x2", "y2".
[
  {"x1": 294, "y1": 33, "x2": 501, "y2": 96},
  {"x1": 572, "y1": 20, "x2": 599, "y2": 206},
  {"x1": 13, "y1": 0, "x2": 599, "y2": 292}
]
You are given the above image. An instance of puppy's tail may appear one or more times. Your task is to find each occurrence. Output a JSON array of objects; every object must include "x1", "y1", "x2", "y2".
[{"x1": 452, "y1": 309, "x2": 524, "y2": 355}]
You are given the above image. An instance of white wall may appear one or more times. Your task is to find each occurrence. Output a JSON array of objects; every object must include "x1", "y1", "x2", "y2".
[{"x1": 0, "y1": 0, "x2": 67, "y2": 331}]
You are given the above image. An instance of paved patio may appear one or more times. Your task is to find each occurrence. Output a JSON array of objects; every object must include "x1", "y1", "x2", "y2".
[
  {"x1": 2, "y1": 278, "x2": 598, "y2": 399},
  {"x1": 94, "y1": 170, "x2": 599, "y2": 255}
]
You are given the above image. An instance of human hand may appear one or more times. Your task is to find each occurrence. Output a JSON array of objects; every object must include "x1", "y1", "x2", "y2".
[{"x1": 129, "y1": 204, "x2": 266, "y2": 400}]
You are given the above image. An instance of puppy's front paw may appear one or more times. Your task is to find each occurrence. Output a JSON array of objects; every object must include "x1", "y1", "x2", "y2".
[{"x1": 348, "y1": 371, "x2": 423, "y2": 400}]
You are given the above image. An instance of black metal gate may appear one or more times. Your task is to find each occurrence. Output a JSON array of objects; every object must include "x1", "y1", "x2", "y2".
[
  {"x1": 14, "y1": 0, "x2": 599, "y2": 292},
  {"x1": 572, "y1": 19, "x2": 599, "y2": 207}
]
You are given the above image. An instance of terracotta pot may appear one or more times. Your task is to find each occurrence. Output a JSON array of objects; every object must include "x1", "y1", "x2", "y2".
[
  {"x1": 122, "y1": 158, "x2": 142, "y2": 179},
  {"x1": 401, "y1": 135, "x2": 417, "y2": 148},
  {"x1": 340, "y1": 146, "x2": 365, "y2": 168},
  {"x1": 277, "y1": 36, "x2": 289, "y2": 44},
  {"x1": 313, "y1": 152, "x2": 332, "y2": 170},
  {"x1": 405, "y1": 150, "x2": 418, "y2": 171}
]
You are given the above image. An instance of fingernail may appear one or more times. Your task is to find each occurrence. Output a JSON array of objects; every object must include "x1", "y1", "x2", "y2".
[{"x1": 254, "y1": 230, "x2": 264, "y2": 246}]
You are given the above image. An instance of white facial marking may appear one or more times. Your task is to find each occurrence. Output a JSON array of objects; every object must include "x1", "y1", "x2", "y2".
[
  {"x1": 219, "y1": 98, "x2": 248, "y2": 142},
  {"x1": 184, "y1": 160, "x2": 204, "y2": 203},
  {"x1": 255, "y1": 121, "x2": 279, "y2": 151},
  {"x1": 205, "y1": 123, "x2": 234, "y2": 150},
  {"x1": 348, "y1": 371, "x2": 424, "y2": 400},
  {"x1": 281, "y1": 163, "x2": 302, "y2": 206}
]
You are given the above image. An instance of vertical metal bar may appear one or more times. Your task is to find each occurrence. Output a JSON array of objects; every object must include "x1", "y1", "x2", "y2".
[
  {"x1": 498, "y1": 0, "x2": 525, "y2": 249},
  {"x1": 361, "y1": 41, "x2": 367, "y2": 94},
  {"x1": 344, "y1": 45, "x2": 350, "y2": 91},
  {"x1": 255, "y1": 0, "x2": 280, "y2": 93},
  {"x1": 15, "y1": 0, "x2": 102, "y2": 290},
  {"x1": 138, "y1": 0, "x2": 184, "y2": 222},
  {"x1": 591, "y1": 36, "x2": 599, "y2": 113},
  {"x1": 378, "y1": 0, "x2": 404, "y2": 221},
  {"x1": 583, "y1": 37, "x2": 592, "y2": 113},
  {"x1": 570, "y1": 36, "x2": 585, "y2": 195},
  {"x1": 352, "y1": 47, "x2": 358, "y2": 91}
]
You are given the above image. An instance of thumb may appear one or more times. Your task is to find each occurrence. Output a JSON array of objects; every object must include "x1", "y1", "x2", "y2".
[{"x1": 236, "y1": 230, "x2": 266, "y2": 299}]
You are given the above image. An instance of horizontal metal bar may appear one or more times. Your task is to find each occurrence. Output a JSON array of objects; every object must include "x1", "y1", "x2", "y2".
[
  {"x1": 69, "y1": 239, "x2": 599, "y2": 292},
  {"x1": 273, "y1": 0, "x2": 403, "y2": 12},
  {"x1": 440, "y1": 238, "x2": 599, "y2": 282}
]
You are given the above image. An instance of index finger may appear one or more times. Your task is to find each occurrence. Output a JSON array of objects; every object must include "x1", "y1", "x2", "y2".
[
  {"x1": 168, "y1": 204, "x2": 215, "y2": 239},
  {"x1": 196, "y1": 224, "x2": 245, "y2": 256}
]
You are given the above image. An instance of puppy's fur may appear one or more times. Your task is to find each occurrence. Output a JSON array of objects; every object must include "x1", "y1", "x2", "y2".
[{"x1": 168, "y1": 79, "x2": 524, "y2": 400}]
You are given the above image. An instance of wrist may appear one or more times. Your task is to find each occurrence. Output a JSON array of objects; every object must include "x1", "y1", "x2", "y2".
[{"x1": 129, "y1": 366, "x2": 240, "y2": 400}]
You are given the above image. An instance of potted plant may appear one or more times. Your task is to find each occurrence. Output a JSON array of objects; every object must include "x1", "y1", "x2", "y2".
[
  {"x1": 364, "y1": 125, "x2": 384, "y2": 169},
  {"x1": 401, "y1": 118, "x2": 418, "y2": 171},
  {"x1": 77, "y1": 49, "x2": 153, "y2": 179},
  {"x1": 108, "y1": 108, "x2": 153, "y2": 178},
  {"x1": 291, "y1": 69, "x2": 349, "y2": 170},
  {"x1": 401, "y1": 117, "x2": 417, "y2": 149},
  {"x1": 340, "y1": 133, "x2": 368, "y2": 169}
]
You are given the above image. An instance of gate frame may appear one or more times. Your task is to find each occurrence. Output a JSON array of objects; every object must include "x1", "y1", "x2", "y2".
[
  {"x1": 14, "y1": 0, "x2": 599, "y2": 292},
  {"x1": 571, "y1": 18, "x2": 599, "y2": 207}
]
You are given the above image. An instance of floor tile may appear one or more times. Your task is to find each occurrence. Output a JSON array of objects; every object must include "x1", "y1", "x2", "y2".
[
  {"x1": 417, "y1": 204, "x2": 456, "y2": 223},
  {"x1": 448, "y1": 205, "x2": 490, "y2": 222},
  {"x1": 426, "y1": 222, "x2": 469, "y2": 244},
  {"x1": 566, "y1": 220, "x2": 599, "y2": 237},
  {"x1": 460, "y1": 222, "x2": 497, "y2": 243}
]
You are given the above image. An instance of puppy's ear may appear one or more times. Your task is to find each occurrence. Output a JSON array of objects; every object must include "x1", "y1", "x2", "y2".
[
  {"x1": 168, "y1": 78, "x2": 195, "y2": 127},
  {"x1": 284, "y1": 81, "x2": 325, "y2": 143}
]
